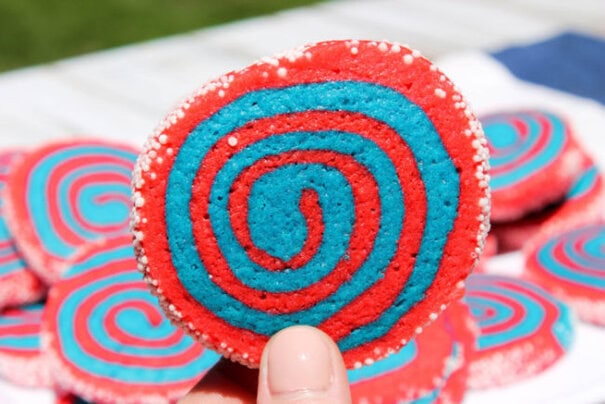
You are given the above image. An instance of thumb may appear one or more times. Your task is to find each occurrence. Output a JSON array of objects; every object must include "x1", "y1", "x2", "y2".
[{"x1": 257, "y1": 325, "x2": 352, "y2": 404}]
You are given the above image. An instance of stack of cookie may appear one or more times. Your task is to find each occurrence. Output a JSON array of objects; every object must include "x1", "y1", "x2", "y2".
[
  {"x1": 0, "y1": 140, "x2": 219, "y2": 402},
  {"x1": 463, "y1": 107, "x2": 604, "y2": 392},
  {"x1": 0, "y1": 39, "x2": 602, "y2": 403}
]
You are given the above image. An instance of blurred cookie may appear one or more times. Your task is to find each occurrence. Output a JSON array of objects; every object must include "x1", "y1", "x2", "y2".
[
  {"x1": 4, "y1": 140, "x2": 138, "y2": 283},
  {"x1": 0, "y1": 303, "x2": 51, "y2": 387},
  {"x1": 465, "y1": 274, "x2": 573, "y2": 388},
  {"x1": 482, "y1": 110, "x2": 583, "y2": 222},
  {"x1": 42, "y1": 237, "x2": 221, "y2": 403},
  {"x1": 0, "y1": 151, "x2": 46, "y2": 308},
  {"x1": 525, "y1": 221, "x2": 605, "y2": 325}
]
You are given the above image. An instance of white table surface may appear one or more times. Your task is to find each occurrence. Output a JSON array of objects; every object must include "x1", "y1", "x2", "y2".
[{"x1": 1, "y1": 0, "x2": 604, "y2": 403}]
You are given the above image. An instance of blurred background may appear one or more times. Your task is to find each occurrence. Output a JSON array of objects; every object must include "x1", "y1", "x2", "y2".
[
  {"x1": 0, "y1": 1, "x2": 603, "y2": 403},
  {"x1": 0, "y1": 0, "x2": 325, "y2": 71}
]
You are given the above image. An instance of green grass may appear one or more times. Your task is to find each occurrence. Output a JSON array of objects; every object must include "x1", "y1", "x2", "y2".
[{"x1": 0, "y1": 0, "x2": 326, "y2": 72}]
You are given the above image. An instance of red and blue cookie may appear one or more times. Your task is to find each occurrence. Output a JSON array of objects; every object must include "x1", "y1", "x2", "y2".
[
  {"x1": 0, "y1": 151, "x2": 46, "y2": 308},
  {"x1": 541, "y1": 158, "x2": 605, "y2": 232},
  {"x1": 131, "y1": 39, "x2": 491, "y2": 369},
  {"x1": 482, "y1": 110, "x2": 583, "y2": 222},
  {"x1": 42, "y1": 237, "x2": 221, "y2": 403},
  {"x1": 4, "y1": 140, "x2": 138, "y2": 284},
  {"x1": 492, "y1": 157, "x2": 604, "y2": 252},
  {"x1": 525, "y1": 222, "x2": 605, "y2": 325},
  {"x1": 563, "y1": 160, "x2": 604, "y2": 210},
  {"x1": 0, "y1": 303, "x2": 51, "y2": 387},
  {"x1": 347, "y1": 300, "x2": 472, "y2": 403},
  {"x1": 465, "y1": 274, "x2": 573, "y2": 389},
  {"x1": 432, "y1": 347, "x2": 466, "y2": 404},
  {"x1": 437, "y1": 300, "x2": 477, "y2": 404}
]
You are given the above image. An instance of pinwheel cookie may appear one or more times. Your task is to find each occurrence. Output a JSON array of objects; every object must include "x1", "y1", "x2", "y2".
[{"x1": 132, "y1": 39, "x2": 491, "y2": 368}]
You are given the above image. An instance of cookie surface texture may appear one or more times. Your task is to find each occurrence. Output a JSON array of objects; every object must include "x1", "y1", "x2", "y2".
[
  {"x1": 465, "y1": 274, "x2": 573, "y2": 389},
  {"x1": 0, "y1": 151, "x2": 46, "y2": 308},
  {"x1": 525, "y1": 222, "x2": 605, "y2": 325},
  {"x1": 482, "y1": 110, "x2": 583, "y2": 222},
  {"x1": 132, "y1": 40, "x2": 490, "y2": 368},
  {"x1": 5, "y1": 140, "x2": 138, "y2": 283},
  {"x1": 42, "y1": 237, "x2": 220, "y2": 403}
]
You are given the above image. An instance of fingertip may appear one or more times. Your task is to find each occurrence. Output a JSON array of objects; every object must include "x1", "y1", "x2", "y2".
[{"x1": 257, "y1": 326, "x2": 351, "y2": 404}]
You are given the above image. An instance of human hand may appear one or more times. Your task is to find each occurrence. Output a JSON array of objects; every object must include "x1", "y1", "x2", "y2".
[{"x1": 180, "y1": 325, "x2": 352, "y2": 403}]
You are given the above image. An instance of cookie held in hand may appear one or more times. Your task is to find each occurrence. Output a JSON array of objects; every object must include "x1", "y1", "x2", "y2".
[{"x1": 132, "y1": 40, "x2": 490, "y2": 368}]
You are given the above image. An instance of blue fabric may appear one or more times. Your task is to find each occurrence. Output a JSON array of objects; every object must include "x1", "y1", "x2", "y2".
[{"x1": 492, "y1": 32, "x2": 605, "y2": 105}]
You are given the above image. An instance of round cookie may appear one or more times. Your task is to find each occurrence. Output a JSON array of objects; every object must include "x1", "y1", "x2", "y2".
[
  {"x1": 0, "y1": 303, "x2": 51, "y2": 387},
  {"x1": 42, "y1": 237, "x2": 221, "y2": 403},
  {"x1": 525, "y1": 222, "x2": 605, "y2": 325},
  {"x1": 4, "y1": 140, "x2": 138, "y2": 284},
  {"x1": 465, "y1": 274, "x2": 573, "y2": 389},
  {"x1": 482, "y1": 110, "x2": 583, "y2": 222},
  {"x1": 132, "y1": 39, "x2": 490, "y2": 369},
  {"x1": 0, "y1": 151, "x2": 46, "y2": 308},
  {"x1": 347, "y1": 300, "x2": 471, "y2": 403}
]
